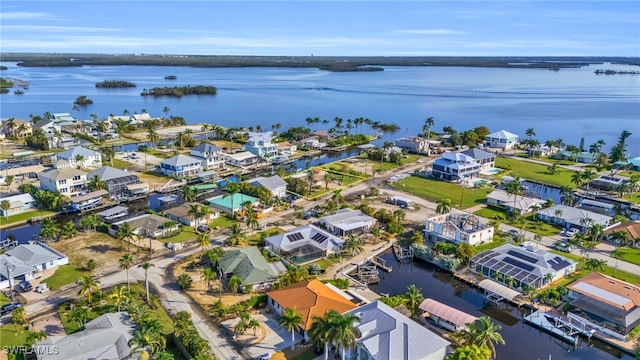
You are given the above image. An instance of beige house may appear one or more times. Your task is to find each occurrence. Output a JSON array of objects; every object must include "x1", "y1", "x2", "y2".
[{"x1": 2, "y1": 118, "x2": 32, "y2": 138}]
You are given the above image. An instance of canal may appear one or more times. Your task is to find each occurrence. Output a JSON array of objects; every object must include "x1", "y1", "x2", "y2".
[{"x1": 369, "y1": 251, "x2": 633, "y2": 360}]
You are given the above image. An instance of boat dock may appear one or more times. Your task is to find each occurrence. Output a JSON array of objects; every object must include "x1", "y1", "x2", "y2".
[
  {"x1": 393, "y1": 243, "x2": 413, "y2": 263},
  {"x1": 369, "y1": 256, "x2": 392, "y2": 273},
  {"x1": 524, "y1": 310, "x2": 595, "y2": 346}
]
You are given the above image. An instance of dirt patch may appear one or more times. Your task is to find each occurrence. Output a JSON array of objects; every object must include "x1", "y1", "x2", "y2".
[
  {"x1": 173, "y1": 261, "x2": 247, "y2": 309},
  {"x1": 135, "y1": 171, "x2": 172, "y2": 190},
  {"x1": 31, "y1": 312, "x2": 66, "y2": 336},
  {"x1": 236, "y1": 323, "x2": 268, "y2": 347}
]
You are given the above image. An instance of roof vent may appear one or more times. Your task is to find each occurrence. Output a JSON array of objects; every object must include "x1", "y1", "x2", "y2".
[
  {"x1": 609, "y1": 280, "x2": 616, "y2": 284},
  {"x1": 624, "y1": 286, "x2": 632, "y2": 290}
]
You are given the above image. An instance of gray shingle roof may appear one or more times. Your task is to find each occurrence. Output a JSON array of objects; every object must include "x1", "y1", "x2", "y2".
[
  {"x1": 250, "y1": 175, "x2": 287, "y2": 190},
  {"x1": 0, "y1": 256, "x2": 33, "y2": 280},
  {"x1": 191, "y1": 143, "x2": 222, "y2": 153},
  {"x1": 38, "y1": 167, "x2": 87, "y2": 181},
  {"x1": 461, "y1": 148, "x2": 495, "y2": 161},
  {"x1": 161, "y1": 154, "x2": 202, "y2": 167},
  {"x1": 218, "y1": 246, "x2": 280, "y2": 285},
  {"x1": 57, "y1": 146, "x2": 100, "y2": 160},
  {"x1": 320, "y1": 208, "x2": 377, "y2": 231},
  {"x1": 6, "y1": 244, "x2": 63, "y2": 267},
  {"x1": 88, "y1": 166, "x2": 138, "y2": 182}
]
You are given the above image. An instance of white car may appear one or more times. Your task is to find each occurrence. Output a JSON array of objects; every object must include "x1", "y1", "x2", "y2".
[
  {"x1": 565, "y1": 228, "x2": 579, "y2": 237},
  {"x1": 35, "y1": 283, "x2": 50, "y2": 294}
]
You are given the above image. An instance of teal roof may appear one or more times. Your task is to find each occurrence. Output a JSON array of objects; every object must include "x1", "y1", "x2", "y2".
[
  {"x1": 191, "y1": 184, "x2": 218, "y2": 191},
  {"x1": 217, "y1": 246, "x2": 279, "y2": 285},
  {"x1": 616, "y1": 157, "x2": 640, "y2": 167},
  {"x1": 207, "y1": 193, "x2": 257, "y2": 211}
]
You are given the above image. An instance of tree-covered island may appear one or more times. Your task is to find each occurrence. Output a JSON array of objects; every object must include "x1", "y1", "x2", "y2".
[
  {"x1": 95, "y1": 80, "x2": 137, "y2": 88},
  {"x1": 141, "y1": 85, "x2": 217, "y2": 97},
  {"x1": 74, "y1": 95, "x2": 94, "y2": 105}
]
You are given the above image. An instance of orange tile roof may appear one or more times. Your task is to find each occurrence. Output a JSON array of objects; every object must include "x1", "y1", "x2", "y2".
[
  {"x1": 603, "y1": 221, "x2": 640, "y2": 241},
  {"x1": 267, "y1": 279, "x2": 358, "y2": 330},
  {"x1": 567, "y1": 272, "x2": 640, "y2": 311}
]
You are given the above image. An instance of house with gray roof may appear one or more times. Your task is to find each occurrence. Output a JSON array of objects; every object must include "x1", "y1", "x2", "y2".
[
  {"x1": 0, "y1": 193, "x2": 35, "y2": 217},
  {"x1": 266, "y1": 224, "x2": 344, "y2": 264},
  {"x1": 536, "y1": 204, "x2": 613, "y2": 231},
  {"x1": 319, "y1": 208, "x2": 377, "y2": 237},
  {"x1": 56, "y1": 146, "x2": 102, "y2": 168},
  {"x1": 88, "y1": 166, "x2": 142, "y2": 195},
  {"x1": 162, "y1": 201, "x2": 219, "y2": 227},
  {"x1": 555, "y1": 151, "x2": 598, "y2": 164},
  {"x1": 190, "y1": 143, "x2": 227, "y2": 171},
  {"x1": 108, "y1": 213, "x2": 180, "y2": 239},
  {"x1": 217, "y1": 246, "x2": 285, "y2": 292},
  {"x1": 35, "y1": 312, "x2": 136, "y2": 360},
  {"x1": 250, "y1": 175, "x2": 288, "y2": 198},
  {"x1": 344, "y1": 300, "x2": 450, "y2": 360},
  {"x1": 432, "y1": 152, "x2": 481, "y2": 181},
  {"x1": 485, "y1": 130, "x2": 519, "y2": 150},
  {"x1": 0, "y1": 243, "x2": 69, "y2": 289},
  {"x1": 486, "y1": 190, "x2": 545, "y2": 215},
  {"x1": 160, "y1": 154, "x2": 202, "y2": 177},
  {"x1": 461, "y1": 148, "x2": 496, "y2": 169},
  {"x1": 38, "y1": 167, "x2": 88, "y2": 196}
]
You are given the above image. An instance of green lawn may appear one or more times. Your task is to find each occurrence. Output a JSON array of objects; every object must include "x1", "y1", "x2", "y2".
[
  {"x1": 0, "y1": 209, "x2": 56, "y2": 227},
  {"x1": 246, "y1": 228, "x2": 285, "y2": 246},
  {"x1": 311, "y1": 257, "x2": 341, "y2": 270},
  {"x1": 622, "y1": 193, "x2": 640, "y2": 204},
  {"x1": 619, "y1": 170, "x2": 640, "y2": 178},
  {"x1": 0, "y1": 292, "x2": 10, "y2": 305},
  {"x1": 111, "y1": 158, "x2": 134, "y2": 169},
  {"x1": 615, "y1": 247, "x2": 640, "y2": 267},
  {"x1": 0, "y1": 324, "x2": 29, "y2": 348},
  {"x1": 495, "y1": 157, "x2": 575, "y2": 187},
  {"x1": 208, "y1": 215, "x2": 237, "y2": 229},
  {"x1": 161, "y1": 226, "x2": 197, "y2": 243},
  {"x1": 549, "y1": 250, "x2": 640, "y2": 285},
  {"x1": 390, "y1": 176, "x2": 493, "y2": 209},
  {"x1": 473, "y1": 207, "x2": 563, "y2": 237},
  {"x1": 42, "y1": 265, "x2": 87, "y2": 290}
]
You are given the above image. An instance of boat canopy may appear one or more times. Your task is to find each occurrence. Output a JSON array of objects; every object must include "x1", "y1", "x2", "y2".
[
  {"x1": 478, "y1": 279, "x2": 522, "y2": 301},
  {"x1": 69, "y1": 190, "x2": 108, "y2": 204}
]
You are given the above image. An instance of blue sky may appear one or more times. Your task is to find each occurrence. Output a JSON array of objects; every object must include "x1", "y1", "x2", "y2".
[{"x1": 1, "y1": 1, "x2": 639, "y2": 56}]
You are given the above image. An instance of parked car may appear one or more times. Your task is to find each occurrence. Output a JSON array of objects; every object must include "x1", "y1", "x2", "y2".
[
  {"x1": 565, "y1": 228, "x2": 579, "y2": 237},
  {"x1": 554, "y1": 242, "x2": 572, "y2": 253},
  {"x1": 197, "y1": 225, "x2": 212, "y2": 233},
  {"x1": 19, "y1": 281, "x2": 33, "y2": 292},
  {"x1": 35, "y1": 283, "x2": 50, "y2": 294},
  {"x1": 507, "y1": 229, "x2": 520, "y2": 237},
  {"x1": 0, "y1": 302, "x2": 23, "y2": 315}
]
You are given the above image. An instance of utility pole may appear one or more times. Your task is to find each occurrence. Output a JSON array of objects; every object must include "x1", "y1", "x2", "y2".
[{"x1": 5, "y1": 263, "x2": 15, "y2": 303}]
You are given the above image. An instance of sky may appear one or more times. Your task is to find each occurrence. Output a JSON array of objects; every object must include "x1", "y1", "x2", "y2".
[{"x1": 1, "y1": 1, "x2": 639, "y2": 56}]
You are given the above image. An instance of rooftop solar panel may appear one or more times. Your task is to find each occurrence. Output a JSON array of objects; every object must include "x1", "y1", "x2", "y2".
[
  {"x1": 503, "y1": 257, "x2": 535, "y2": 272},
  {"x1": 549, "y1": 257, "x2": 572, "y2": 271},
  {"x1": 507, "y1": 250, "x2": 538, "y2": 264},
  {"x1": 286, "y1": 232, "x2": 304, "y2": 242},
  {"x1": 311, "y1": 233, "x2": 328, "y2": 243}
]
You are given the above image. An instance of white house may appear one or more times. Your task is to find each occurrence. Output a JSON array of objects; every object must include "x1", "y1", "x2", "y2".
[
  {"x1": 395, "y1": 137, "x2": 429, "y2": 154},
  {"x1": 162, "y1": 202, "x2": 219, "y2": 227},
  {"x1": 190, "y1": 143, "x2": 227, "y2": 171},
  {"x1": 245, "y1": 131, "x2": 278, "y2": 158},
  {"x1": 485, "y1": 130, "x2": 519, "y2": 150},
  {"x1": 55, "y1": 147, "x2": 103, "y2": 169},
  {"x1": 319, "y1": 208, "x2": 377, "y2": 237},
  {"x1": 461, "y1": 148, "x2": 496, "y2": 170},
  {"x1": 431, "y1": 152, "x2": 482, "y2": 181},
  {"x1": 486, "y1": 190, "x2": 545, "y2": 215},
  {"x1": 0, "y1": 243, "x2": 69, "y2": 290},
  {"x1": 38, "y1": 167, "x2": 88, "y2": 196},
  {"x1": 265, "y1": 224, "x2": 344, "y2": 264},
  {"x1": 225, "y1": 151, "x2": 260, "y2": 167},
  {"x1": 160, "y1": 154, "x2": 202, "y2": 177},
  {"x1": 536, "y1": 204, "x2": 613, "y2": 231},
  {"x1": 250, "y1": 175, "x2": 288, "y2": 198},
  {"x1": 0, "y1": 193, "x2": 36, "y2": 217},
  {"x1": 424, "y1": 213, "x2": 493, "y2": 245}
]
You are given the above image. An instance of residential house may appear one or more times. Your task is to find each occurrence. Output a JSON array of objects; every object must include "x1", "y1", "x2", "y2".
[
  {"x1": 319, "y1": 208, "x2": 377, "y2": 236},
  {"x1": 162, "y1": 202, "x2": 219, "y2": 227},
  {"x1": 419, "y1": 298, "x2": 478, "y2": 332},
  {"x1": 589, "y1": 175, "x2": 629, "y2": 192},
  {"x1": 603, "y1": 221, "x2": 640, "y2": 247},
  {"x1": 555, "y1": 151, "x2": 598, "y2": 164},
  {"x1": 207, "y1": 193, "x2": 258, "y2": 215},
  {"x1": 108, "y1": 213, "x2": 180, "y2": 239},
  {"x1": 265, "y1": 224, "x2": 344, "y2": 264},
  {"x1": 225, "y1": 151, "x2": 260, "y2": 167},
  {"x1": 160, "y1": 154, "x2": 202, "y2": 177},
  {"x1": 52, "y1": 113, "x2": 76, "y2": 122},
  {"x1": 34, "y1": 312, "x2": 136, "y2": 360},
  {"x1": 55, "y1": 147, "x2": 103, "y2": 169},
  {"x1": 526, "y1": 145, "x2": 556, "y2": 158},
  {"x1": 394, "y1": 136, "x2": 429, "y2": 154},
  {"x1": 431, "y1": 152, "x2": 481, "y2": 181},
  {"x1": 2, "y1": 117, "x2": 32, "y2": 137},
  {"x1": 33, "y1": 119, "x2": 60, "y2": 135},
  {"x1": 470, "y1": 244, "x2": 577, "y2": 290},
  {"x1": 536, "y1": 204, "x2": 612, "y2": 231},
  {"x1": 0, "y1": 193, "x2": 36, "y2": 217},
  {"x1": 217, "y1": 246, "x2": 285, "y2": 292},
  {"x1": 87, "y1": 166, "x2": 142, "y2": 196},
  {"x1": 461, "y1": 148, "x2": 496, "y2": 169},
  {"x1": 245, "y1": 131, "x2": 278, "y2": 157},
  {"x1": 190, "y1": 143, "x2": 227, "y2": 171},
  {"x1": 0, "y1": 243, "x2": 69, "y2": 290},
  {"x1": 614, "y1": 156, "x2": 640, "y2": 171},
  {"x1": 486, "y1": 190, "x2": 545, "y2": 215},
  {"x1": 266, "y1": 279, "x2": 358, "y2": 340},
  {"x1": 567, "y1": 272, "x2": 640, "y2": 339},
  {"x1": 423, "y1": 213, "x2": 493, "y2": 245},
  {"x1": 47, "y1": 133, "x2": 87, "y2": 149},
  {"x1": 485, "y1": 130, "x2": 519, "y2": 150},
  {"x1": 343, "y1": 301, "x2": 450, "y2": 360},
  {"x1": 303, "y1": 138, "x2": 327, "y2": 149},
  {"x1": 277, "y1": 141, "x2": 297, "y2": 155},
  {"x1": 38, "y1": 167, "x2": 88, "y2": 196},
  {"x1": 250, "y1": 175, "x2": 288, "y2": 198}
]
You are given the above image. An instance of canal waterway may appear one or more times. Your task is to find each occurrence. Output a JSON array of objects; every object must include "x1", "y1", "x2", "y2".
[{"x1": 369, "y1": 251, "x2": 633, "y2": 360}]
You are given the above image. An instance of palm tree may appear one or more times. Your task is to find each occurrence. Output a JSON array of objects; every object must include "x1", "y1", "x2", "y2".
[
  {"x1": 581, "y1": 169, "x2": 597, "y2": 192},
  {"x1": 147, "y1": 128, "x2": 160, "y2": 148},
  {"x1": 69, "y1": 306, "x2": 91, "y2": 327},
  {"x1": 74, "y1": 154, "x2": 85, "y2": 169},
  {"x1": 1, "y1": 200, "x2": 10, "y2": 219},
  {"x1": 188, "y1": 204, "x2": 203, "y2": 230},
  {"x1": 202, "y1": 267, "x2": 217, "y2": 291},
  {"x1": 323, "y1": 172, "x2": 333, "y2": 190},
  {"x1": 109, "y1": 285, "x2": 129, "y2": 312},
  {"x1": 119, "y1": 253, "x2": 134, "y2": 291},
  {"x1": 505, "y1": 177, "x2": 526, "y2": 214},
  {"x1": 226, "y1": 223, "x2": 245, "y2": 247},
  {"x1": 139, "y1": 262, "x2": 155, "y2": 300},
  {"x1": 40, "y1": 217, "x2": 61, "y2": 240},
  {"x1": 197, "y1": 232, "x2": 210, "y2": 257},
  {"x1": 342, "y1": 235, "x2": 364, "y2": 256},
  {"x1": 571, "y1": 171, "x2": 584, "y2": 189},
  {"x1": 279, "y1": 307, "x2": 305, "y2": 350},
  {"x1": 404, "y1": 284, "x2": 424, "y2": 315},
  {"x1": 61, "y1": 221, "x2": 78, "y2": 239},
  {"x1": 585, "y1": 258, "x2": 606, "y2": 272},
  {"x1": 560, "y1": 186, "x2": 575, "y2": 206},
  {"x1": 228, "y1": 274, "x2": 242, "y2": 294},
  {"x1": 423, "y1": 117, "x2": 435, "y2": 155},
  {"x1": 380, "y1": 141, "x2": 393, "y2": 170},
  {"x1": 467, "y1": 317, "x2": 505, "y2": 358},
  {"x1": 610, "y1": 249, "x2": 625, "y2": 276},
  {"x1": 117, "y1": 222, "x2": 136, "y2": 251},
  {"x1": 436, "y1": 198, "x2": 451, "y2": 214},
  {"x1": 26, "y1": 330, "x2": 47, "y2": 345},
  {"x1": 223, "y1": 182, "x2": 239, "y2": 219},
  {"x1": 11, "y1": 307, "x2": 27, "y2": 331},
  {"x1": 77, "y1": 275, "x2": 101, "y2": 305},
  {"x1": 87, "y1": 175, "x2": 108, "y2": 191},
  {"x1": 309, "y1": 311, "x2": 333, "y2": 360},
  {"x1": 547, "y1": 163, "x2": 559, "y2": 174},
  {"x1": 181, "y1": 184, "x2": 196, "y2": 202},
  {"x1": 162, "y1": 106, "x2": 170, "y2": 117},
  {"x1": 102, "y1": 147, "x2": 115, "y2": 167},
  {"x1": 525, "y1": 128, "x2": 536, "y2": 139},
  {"x1": 329, "y1": 312, "x2": 362, "y2": 360}
]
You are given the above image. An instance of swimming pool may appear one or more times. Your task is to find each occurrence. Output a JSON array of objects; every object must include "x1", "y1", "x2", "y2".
[{"x1": 485, "y1": 168, "x2": 501, "y2": 174}]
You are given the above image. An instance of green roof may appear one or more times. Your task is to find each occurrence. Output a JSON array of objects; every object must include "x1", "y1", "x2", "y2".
[
  {"x1": 207, "y1": 193, "x2": 257, "y2": 211},
  {"x1": 190, "y1": 184, "x2": 218, "y2": 191},
  {"x1": 217, "y1": 246, "x2": 279, "y2": 285},
  {"x1": 12, "y1": 151, "x2": 34, "y2": 157}
]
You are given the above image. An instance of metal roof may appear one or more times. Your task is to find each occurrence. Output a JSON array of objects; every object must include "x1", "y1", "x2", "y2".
[
  {"x1": 419, "y1": 298, "x2": 478, "y2": 328},
  {"x1": 69, "y1": 190, "x2": 108, "y2": 204},
  {"x1": 478, "y1": 279, "x2": 522, "y2": 301}
]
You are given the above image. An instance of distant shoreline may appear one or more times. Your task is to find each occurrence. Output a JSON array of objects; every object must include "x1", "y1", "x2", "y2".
[{"x1": 2, "y1": 54, "x2": 638, "y2": 72}]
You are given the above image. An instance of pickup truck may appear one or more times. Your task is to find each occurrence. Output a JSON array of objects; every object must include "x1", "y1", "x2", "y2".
[{"x1": 35, "y1": 283, "x2": 50, "y2": 294}]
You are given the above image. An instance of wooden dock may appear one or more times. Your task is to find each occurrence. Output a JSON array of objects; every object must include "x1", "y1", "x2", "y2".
[
  {"x1": 524, "y1": 310, "x2": 594, "y2": 346},
  {"x1": 393, "y1": 243, "x2": 413, "y2": 262},
  {"x1": 369, "y1": 257, "x2": 392, "y2": 273}
]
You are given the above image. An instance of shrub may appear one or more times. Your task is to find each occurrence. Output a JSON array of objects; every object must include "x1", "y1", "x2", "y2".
[{"x1": 177, "y1": 273, "x2": 193, "y2": 290}]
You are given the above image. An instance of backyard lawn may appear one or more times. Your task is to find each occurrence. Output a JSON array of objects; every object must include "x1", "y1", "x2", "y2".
[
  {"x1": 390, "y1": 176, "x2": 492, "y2": 209},
  {"x1": 0, "y1": 209, "x2": 57, "y2": 227},
  {"x1": 495, "y1": 157, "x2": 575, "y2": 187},
  {"x1": 615, "y1": 247, "x2": 640, "y2": 267},
  {"x1": 111, "y1": 158, "x2": 134, "y2": 169},
  {"x1": 162, "y1": 226, "x2": 197, "y2": 243},
  {"x1": 549, "y1": 250, "x2": 640, "y2": 286},
  {"x1": 245, "y1": 227, "x2": 285, "y2": 246},
  {"x1": 208, "y1": 215, "x2": 237, "y2": 229},
  {"x1": 0, "y1": 324, "x2": 29, "y2": 348},
  {"x1": 473, "y1": 207, "x2": 563, "y2": 237},
  {"x1": 42, "y1": 265, "x2": 87, "y2": 290},
  {"x1": 311, "y1": 256, "x2": 341, "y2": 270}
]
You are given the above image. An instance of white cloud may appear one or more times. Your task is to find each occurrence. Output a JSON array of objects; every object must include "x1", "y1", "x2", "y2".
[
  {"x1": 395, "y1": 29, "x2": 468, "y2": 35},
  {"x1": 0, "y1": 11, "x2": 55, "y2": 20}
]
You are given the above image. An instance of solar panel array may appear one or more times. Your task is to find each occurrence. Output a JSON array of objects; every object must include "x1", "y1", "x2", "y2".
[
  {"x1": 287, "y1": 232, "x2": 304, "y2": 242},
  {"x1": 548, "y1": 256, "x2": 572, "y2": 271},
  {"x1": 507, "y1": 250, "x2": 538, "y2": 264},
  {"x1": 312, "y1": 233, "x2": 328, "y2": 243},
  {"x1": 503, "y1": 257, "x2": 535, "y2": 272}
]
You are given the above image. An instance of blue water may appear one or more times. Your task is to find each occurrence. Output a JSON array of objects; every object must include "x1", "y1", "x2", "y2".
[{"x1": 1, "y1": 62, "x2": 638, "y2": 156}]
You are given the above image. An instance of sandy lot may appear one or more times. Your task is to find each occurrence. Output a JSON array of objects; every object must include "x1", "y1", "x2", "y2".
[
  {"x1": 173, "y1": 261, "x2": 248, "y2": 308},
  {"x1": 31, "y1": 312, "x2": 65, "y2": 336}
]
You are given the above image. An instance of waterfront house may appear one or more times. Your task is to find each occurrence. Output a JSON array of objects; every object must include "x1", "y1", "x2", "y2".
[
  {"x1": 108, "y1": 213, "x2": 179, "y2": 239},
  {"x1": 249, "y1": 175, "x2": 288, "y2": 198},
  {"x1": 394, "y1": 136, "x2": 429, "y2": 154},
  {"x1": 343, "y1": 300, "x2": 450, "y2": 360},
  {"x1": 160, "y1": 154, "x2": 202, "y2": 177},
  {"x1": 469, "y1": 244, "x2": 577, "y2": 290},
  {"x1": 526, "y1": 145, "x2": 556, "y2": 158},
  {"x1": 567, "y1": 272, "x2": 640, "y2": 339},
  {"x1": 303, "y1": 138, "x2": 327, "y2": 149},
  {"x1": 588, "y1": 175, "x2": 629, "y2": 192},
  {"x1": 423, "y1": 213, "x2": 493, "y2": 245},
  {"x1": 419, "y1": 298, "x2": 478, "y2": 332},
  {"x1": 485, "y1": 130, "x2": 519, "y2": 150},
  {"x1": 555, "y1": 151, "x2": 598, "y2": 164},
  {"x1": 486, "y1": 190, "x2": 545, "y2": 215},
  {"x1": 245, "y1": 131, "x2": 278, "y2": 158},
  {"x1": 0, "y1": 193, "x2": 36, "y2": 217},
  {"x1": 535, "y1": 204, "x2": 612, "y2": 231},
  {"x1": 206, "y1": 193, "x2": 258, "y2": 215},
  {"x1": 225, "y1": 151, "x2": 260, "y2": 167},
  {"x1": 217, "y1": 246, "x2": 284, "y2": 292},
  {"x1": 0, "y1": 243, "x2": 69, "y2": 290},
  {"x1": 318, "y1": 208, "x2": 377, "y2": 236},
  {"x1": 87, "y1": 166, "x2": 143, "y2": 196},
  {"x1": 277, "y1": 141, "x2": 297, "y2": 154},
  {"x1": 265, "y1": 224, "x2": 344, "y2": 264},
  {"x1": 431, "y1": 152, "x2": 481, "y2": 181},
  {"x1": 162, "y1": 201, "x2": 219, "y2": 227},
  {"x1": 603, "y1": 221, "x2": 640, "y2": 247},
  {"x1": 614, "y1": 156, "x2": 640, "y2": 171},
  {"x1": 266, "y1": 279, "x2": 358, "y2": 341},
  {"x1": 2, "y1": 117, "x2": 32, "y2": 138},
  {"x1": 461, "y1": 148, "x2": 496, "y2": 169},
  {"x1": 52, "y1": 113, "x2": 76, "y2": 122},
  {"x1": 190, "y1": 143, "x2": 227, "y2": 171},
  {"x1": 38, "y1": 167, "x2": 88, "y2": 196},
  {"x1": 34, "y1": 312, "x2": 136, "y2": 360},
  {"x1": 55, "y1": 146, "x2": 103, "y2": 169}
]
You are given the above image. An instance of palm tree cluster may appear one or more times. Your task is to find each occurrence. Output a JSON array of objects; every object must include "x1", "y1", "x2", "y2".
[
  {"x1": 307, "y1": 308, "x2": 362, "y2": 360},
  {"x1": 19, "y1": 183, "x2": 66, "y2": 211},
  {"x1": 341, "y1": 234, "x2": 365, "y2": 257},
  {"x1": 78, "y1": 213, "x2": 102, "y2": 232},
  {"x1": 449, "y1": 316, "x2": 505, "y2": 359}
]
